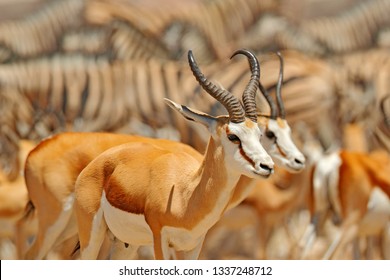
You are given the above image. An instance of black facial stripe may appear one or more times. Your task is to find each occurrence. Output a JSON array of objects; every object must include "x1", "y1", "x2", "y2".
[
  {"x1": 276, "y1": 142, "x2": 288, "y2": 158},
  {"x1": 238, "y1": 144, "x2": 256, "y2": 168}
]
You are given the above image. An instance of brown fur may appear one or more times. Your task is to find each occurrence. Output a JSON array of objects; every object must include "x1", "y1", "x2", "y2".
[
  {"x1": 75, "y1": 136, "x2": 234, "y2": 259},
  {"x1": 305, "y1": 149, "x2": 390, "y2": 259},
  {"x1": 276, "y1": 118, "x2": 286, "y2": 129},
  {"x1": 245, "y1": 119, "x2": 256, "y2": 128},
  {"x1": 21, "y1": 110, "x2": 277, "y2": 259},
  {"x1": 76, "y1": 139, "x2": 224, "y2": 228},
  {"x1": 21, "y1": 132, "x2": 202, "y2": 259}
]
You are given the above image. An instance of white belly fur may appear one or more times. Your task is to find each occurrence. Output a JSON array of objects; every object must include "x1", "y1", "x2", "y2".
[
  {"x1": 102, "y1": 193, "x2": 153, "y2": 246},
  {"x1": 102, "y1": 187, "x2": 232, "y2": 252},
  {"x1": 102, "y1": 193, "x2": 199, "y2": 251}
]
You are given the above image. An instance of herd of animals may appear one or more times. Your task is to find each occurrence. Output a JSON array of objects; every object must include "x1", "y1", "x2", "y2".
[{"x1": 0, "y1": 0, "x2": 390, "y2": 260}]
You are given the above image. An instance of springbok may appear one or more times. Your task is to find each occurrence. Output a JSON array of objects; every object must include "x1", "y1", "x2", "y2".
[
  {"x1": 20, "y1": 50, "x2": 304, "y2": 260},
  {"x1": 20, "y1": 132, "x2": 203, "y2": 259},
  {"x1": 295, "y1": 147, "x2": 390, "y2": 260},
  {"x1": 226, "y1": 52, "x2": 305, "y2": 211},
  {"x1": 73, "y1": 49, "x2": 275, "y2": 260},
  {"x1": 104, "y1": 51, "x2": 307, "y2": 260}
]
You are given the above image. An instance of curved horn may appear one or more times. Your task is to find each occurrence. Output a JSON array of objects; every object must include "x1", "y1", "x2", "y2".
[
  {"x1": 230, "y1": 49, "x2": 259, "y2": 122},
  {"x1": 275, "y1": 51, "x2": 285, "y2": 118},
  {"x1": 259, "y1": 81, "x2": 277, "y2": 120},
  {"x1": 188, "y1": 50, "x2": 245, "y2": 123}
]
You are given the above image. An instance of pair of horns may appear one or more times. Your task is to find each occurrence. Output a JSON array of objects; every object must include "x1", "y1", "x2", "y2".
[
  {"x1": 259, "y1": 52, "x2": 286, "y2": 119},
  {"x1": 188, "y1": 49, "x2": 259, "y2": 123}
]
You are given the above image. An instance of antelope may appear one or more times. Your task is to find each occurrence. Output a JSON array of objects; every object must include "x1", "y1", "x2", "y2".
[
  {"x1": 297, "y1": 107, "x2": 390, "y2": 260},
  {"x1": 217, "y1": 51, "x2": 306, "y2": 213},
  {"x1": 103, "y1": 51, "x2": 307, "y2": 260},
  {"x1": 297, "y1": 148, "x2": 390, "y2": 260},
  {"x1": 19, "y1": 50, "x2": 305, "y2": 260},
  {"x1": 236, "y1": 126, "x2": 320, "y2": 260},
  {"x1": 203, "y1": 124, "x2": 311, "y2": 260},
  {"x1": 206, "y1": 124, "x2": 390, "y2": 260},
  {"x1": 20, "y1": 132, "x2": 203, "y2": 260},
  {"x1": 72, "y1": 49, "x2": 275, "y2": 260},
  {"x1": 221, "y1": 134, "x2": 390, "y2": 260}
]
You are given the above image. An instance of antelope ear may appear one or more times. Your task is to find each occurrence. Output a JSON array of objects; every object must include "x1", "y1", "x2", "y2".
[{"x1": 164, "y1": 98, "x2": 217, "y2": 128}]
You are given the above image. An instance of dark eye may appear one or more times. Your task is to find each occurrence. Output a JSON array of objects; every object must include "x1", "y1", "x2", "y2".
[
  {"x1": 227, "y1": 134, "x2": 241, "y2": 143},
  {"x1": 266, "y1": 130, "x2": 276, "y2": 139}
]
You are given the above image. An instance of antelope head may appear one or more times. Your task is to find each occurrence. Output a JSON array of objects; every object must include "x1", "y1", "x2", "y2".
[
  {"x1": 258, "y1": 52, "x2": 306, "y2": 173},
  {"x1": 165, "y1": 49, "x2": 274, "y2": 178}
]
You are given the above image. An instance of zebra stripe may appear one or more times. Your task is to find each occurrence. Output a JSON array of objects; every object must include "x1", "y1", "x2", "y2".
[{"x1": 0, "y1": 51, "x2": 335, "y2": 152}]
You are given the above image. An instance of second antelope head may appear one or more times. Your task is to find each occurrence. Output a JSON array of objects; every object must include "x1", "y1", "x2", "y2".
[
  {"x1": 165, "y1": 49, "x2": 274, "y2": 178},
  {"x1": 258, "y1": 52, "x2": 306, "y2": 172}
]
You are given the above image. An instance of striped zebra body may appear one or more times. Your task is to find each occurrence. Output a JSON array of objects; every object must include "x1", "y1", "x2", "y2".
[
  {"x1": 3, "y1": 0, "x2": 390, "y2": 63},
  {"x1": 0, "y1": 0, "x2": 175, "y2": 62},
  {"x1": 0, "y1": 0, "x2": 85, "y2": 61},
  {"x1": 61, "y1": 19, "x2": 174, "y2": 60},
  {"x1": 239, "y1": 0, "x2": 390, "y2": 56},
  {"x1": 301, "y1": 0, "x2": 390, "y2": 53},
  {"x1": 0, "y1": 51, "x2": 335, "y2": 177},
  {"x1": 85, "y1": 0, "x2": 275, "y2": 63},
  {"x1": 328, "y1": 49, "x2": 390, "y2": 151},
  {"x1": 1, "y1": 51, "x2": 335, "y2": 131}
]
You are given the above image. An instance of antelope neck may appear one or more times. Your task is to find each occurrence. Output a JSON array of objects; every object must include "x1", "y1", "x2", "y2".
[{"x1": 184, "y1": 137, "x2": 242, "y2": 224}]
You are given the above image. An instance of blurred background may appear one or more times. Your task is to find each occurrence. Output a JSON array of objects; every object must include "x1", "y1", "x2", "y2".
[{"x1": 0, "y1": 0, "x2": 389, "y2": 260}]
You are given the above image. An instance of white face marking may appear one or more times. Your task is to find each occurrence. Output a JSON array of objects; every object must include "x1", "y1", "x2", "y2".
[
  {"x1": 262, "y1": 119, "x2": 305, "y2": 172},
  {"x1": 222, "y1": 121, "x2": 274, "y2": 178}
]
